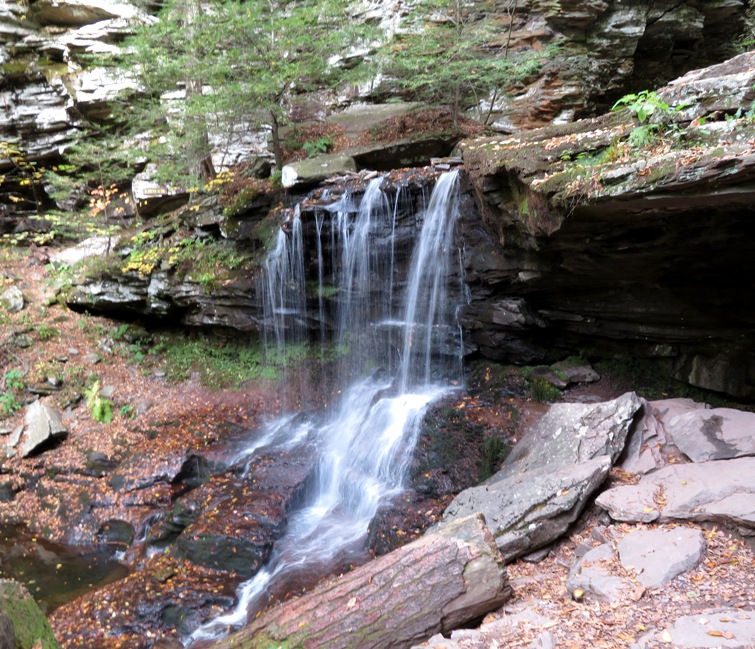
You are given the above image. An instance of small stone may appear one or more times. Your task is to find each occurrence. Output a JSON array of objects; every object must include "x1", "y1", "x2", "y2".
[
  {"x1": 67, "y1": 348, "x2": 80, "y2": 356},
  {"x1": 14, "y1": 336, "x2": 32, "y2": 349},
  {"x1": 99, "y1": 385, "x2": 115, "y2": 399},
  {"x1": 0, "y1": 286, "x2": 24, "y2": 313},
  {"x1": 84, "y1": 353, "x2": 100, "y2": 364}
]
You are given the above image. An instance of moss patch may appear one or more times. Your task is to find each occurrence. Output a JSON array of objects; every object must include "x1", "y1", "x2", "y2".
[{"x1": 0, "y1": 580, "x2": 60, "y2": 649}]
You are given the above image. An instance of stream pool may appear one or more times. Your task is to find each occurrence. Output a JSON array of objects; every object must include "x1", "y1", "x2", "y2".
[{"x1": 0, "y1": 524, "x2": 129, "y2": 612}]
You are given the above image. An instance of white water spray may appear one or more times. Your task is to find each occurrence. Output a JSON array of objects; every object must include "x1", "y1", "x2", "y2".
[{"x1": 188, "y1": 170, "x2": 462, "y2": 645}]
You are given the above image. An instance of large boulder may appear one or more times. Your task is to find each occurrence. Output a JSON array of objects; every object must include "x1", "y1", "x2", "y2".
[
  {"x1": 663, "y1": 407, "x2": 755, "y2": 462},
  {"x1": 618, "y1": 398, "x2": 708, "y2": 474},
  {"x1": 440, "y1": 393, "x2": 642, "y2": 561},
  {"x1": 20, "y1": 401, "x2": 67, "y2": 458},
  {"x1": 490, "y1": 391, "x2": 642, "y2": 480},
  {"x1": 442, "y1": 456, "x2": 611, "y2": 562},
  {"x1": 281, "y1": 153, "x2": 357, "y2": 188}
]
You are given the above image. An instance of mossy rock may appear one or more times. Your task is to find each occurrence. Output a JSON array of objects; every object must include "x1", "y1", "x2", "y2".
[{"x1": 0, "y1": 579, "x2": 60, "y2": 649}]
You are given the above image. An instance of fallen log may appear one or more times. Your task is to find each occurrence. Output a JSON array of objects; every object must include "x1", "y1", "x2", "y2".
[{"x1": 214, "y1": 514, "x2": 511, "y2": 649}]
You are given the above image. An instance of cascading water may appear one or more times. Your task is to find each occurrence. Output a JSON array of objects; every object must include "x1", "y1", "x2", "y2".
[{"x1": 189, "y1": 170, "x2": 462, "y2": 645}]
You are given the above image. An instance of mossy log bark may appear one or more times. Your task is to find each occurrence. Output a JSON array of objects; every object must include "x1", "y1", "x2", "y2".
[{"x1": 215, "y1": 514, "x2": 511, "y2": 649}]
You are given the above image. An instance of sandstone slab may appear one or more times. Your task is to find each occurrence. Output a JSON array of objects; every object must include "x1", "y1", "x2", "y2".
[
  {"x1": 619, "y1": 398, "x2": 708, "y2": 475},
  {"x1": 665, "y1": 407, "x2": 755, "y2": 462},
  {"x1": 442, "y1": 457, "x2": 611, "y2": 562},
  {"x1": 668, "y1": 608, "x2": 755, "y2": 648},
  {"x1": 617, "y1": 527, "x2": 706, "y2": 589},
  {"x1": 491, "y1": 392, "x2": 642, "y2": 482},
  {"x1": 51, "y1": 235, "x2": 121, "y2": 268},
  {"x1": 281, "y1": 153, "x2": 357, "y2": 188},
  {"x1": 596, "y1": 456, "x2": 755, "y2": 530}
]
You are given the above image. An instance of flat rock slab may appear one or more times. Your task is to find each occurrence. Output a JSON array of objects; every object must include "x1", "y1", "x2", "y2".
[
  {"x1": 566, "y1": 543, "x2": 628, "y2": 603},
  {"x1": 51, "y1": 235, "x2": 121, "y2": 268},
  {"x1": 668, "y1": 608, "x2": 755, "y2": 648},
  {"x1": 442, "y1": 456, "x2": 611, "y2": 562},
  {"x1": 596, "y1": 456, "x2": 755, "y2": 530},
  {"x1": 490, "y1": 392, "x2": 642, "y2": 483},
  {"x1": 281, "y1": 153, "x2": 357, "y2": 188},
  {"x1": 665, "y1": 407, "x2": 755, "y2": 462},
  {"x1": 617, "y1": 527, "x2": 706, "y2": 589}
]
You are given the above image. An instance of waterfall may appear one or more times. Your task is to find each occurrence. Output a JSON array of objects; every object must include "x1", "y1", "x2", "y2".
[{"x1": 188, "y1": 170, "x2": 462, "y2": 645}]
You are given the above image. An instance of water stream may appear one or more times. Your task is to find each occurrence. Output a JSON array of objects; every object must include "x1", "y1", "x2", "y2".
[{"x1": 189, "y1": 170, "x2": 462, "y2": 644}]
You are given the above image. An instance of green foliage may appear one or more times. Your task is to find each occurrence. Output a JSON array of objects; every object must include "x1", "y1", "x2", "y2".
[
  {"x1": 0, "y1": 392, "x2": 21, "y2": 418},
  {"x1": 3, "y1": 369, "x2": 25, "y2": 391},
  {"x1": 528, "y1": 375, "x2": 562, "y2": 403},
  {"x1": 302, "y1": 136, "x2": 335, "y2": 157},
  {"x1": 155, "y1": 335, "x2": 279, "y2": 388},
  {"x1": 627, "y1": 123, "x2": 660, "y2": 148},
  {"x1": 85, "y1": 380, "x2": 114, "y2": 424},
  {"x1": 611, "y1": 90, "x2": 672, "y2": 123},
  {"x1": 125, "y1": 0, "x2": 379, "y2": 177},
  {"x1": 0, "y1": 369, "x2": 25, "y2": 419},
  {"x1": 119, "y1": 404, "x2": 136, "y2": 419},
  {"x1": 381, "y1": 0, "x2": 551, "y2": 124},
  {"x1": 479, "y1": 436, "x2": 507, "y2": 481},
  {"x1": 37, "y1": 323, "x2": 60, "y2": 341}
]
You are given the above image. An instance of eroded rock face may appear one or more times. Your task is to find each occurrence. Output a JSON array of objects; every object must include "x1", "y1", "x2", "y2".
[{"x1": 461, "y1": 51, "x2": 755, "y2": 399}]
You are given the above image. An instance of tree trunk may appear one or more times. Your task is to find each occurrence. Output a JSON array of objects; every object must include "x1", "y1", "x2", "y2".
[
  {"x1": 270, "y1": 111, "x2": 284, "y2": 172},
  {"x1": 214, "y1": 514, "x2": 511, "y2": 649},
  {"x1": 185, "y1": 0, "x2": 216, "y2": 183}
]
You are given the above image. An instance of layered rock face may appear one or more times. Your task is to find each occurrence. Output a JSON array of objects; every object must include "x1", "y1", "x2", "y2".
[
  {"x1": 461, "y1": 52, "x2": 755, "y2": 398},
  {"x1": 474, "y1": 0, "x2": 749, "y2": 130},
  {"x1": 2, "y1": 0, "x2": 751, "y2": 214}
]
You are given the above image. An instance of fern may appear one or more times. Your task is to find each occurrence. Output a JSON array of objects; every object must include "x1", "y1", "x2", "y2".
[{"x1": 85, "y1": 380, "x2": 114, "y2": 423}]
